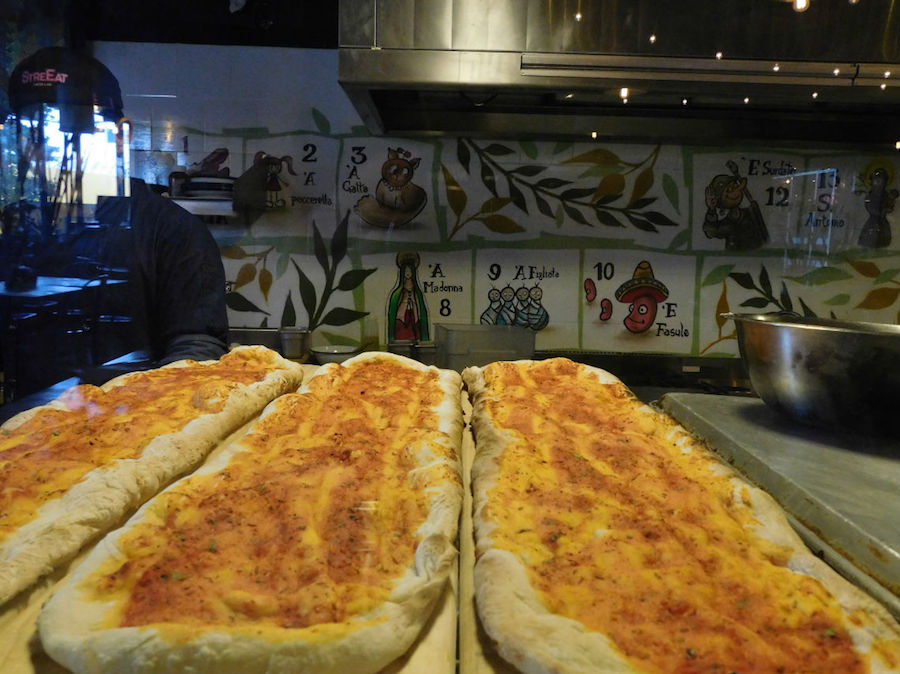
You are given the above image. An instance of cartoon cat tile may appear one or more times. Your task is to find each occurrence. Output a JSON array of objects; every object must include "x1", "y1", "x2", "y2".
[
  {"x1": 340, "y1": 139, "x2": 439, "y2": 242},
  {"x1": 582, "y1": 252, "x2": 696, "y2": 355}
]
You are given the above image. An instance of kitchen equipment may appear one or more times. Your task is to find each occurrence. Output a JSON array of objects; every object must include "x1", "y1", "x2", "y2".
[
  {"x1": 434, "y1": 324, "x2": 535, "y2": 371},
  {"x1": 724, "y1": 312, "x2": 900, "y2": 437},
  {"x1": 310, "y1": 344, "x2": 361, "y2": 364},
  {"x1": 278, "y1": 327, "x2": 310, "y2": 361}
]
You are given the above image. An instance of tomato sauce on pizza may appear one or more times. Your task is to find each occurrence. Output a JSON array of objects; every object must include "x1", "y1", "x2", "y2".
[
  {"x1": 84, "y1": 359, "x2": 459, "y2": 632},
  {"x1": 0, "y1": 348, "x2": 287, "y2": 544},
  {"x1": 479, "y1": 358, "x2": 871, "y2": 674}
]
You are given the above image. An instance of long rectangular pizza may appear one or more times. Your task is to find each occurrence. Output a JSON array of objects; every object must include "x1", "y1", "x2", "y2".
[
  {"x1": 463, "y1": 358, "x2": 900, "y2": 674},
  {"x1": 0, "y1": 345, "x2": 305, "y2": 608},
  {"x1": 38, "y1": 352, "x2": 463, "y2": 674}
]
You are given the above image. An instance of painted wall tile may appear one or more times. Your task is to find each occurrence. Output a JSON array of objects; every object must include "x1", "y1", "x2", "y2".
[
  {"x1": 691, "y1": 150, "x2": 806, "y2": 254},
  {"x1": 341, "y1": 139, "x2": 439, "y2": 242},
  {"x1": 582, "y1": 252, "x2": 695, "y2": 355},
  {"x1": 472, "y1": 248, "x2": 579, "y2": 350}
]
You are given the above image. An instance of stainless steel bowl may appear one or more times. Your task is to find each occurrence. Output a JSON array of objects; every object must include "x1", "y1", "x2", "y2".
[{"x1": 724, "y1": 312, "x2": 900, "y2": 437}]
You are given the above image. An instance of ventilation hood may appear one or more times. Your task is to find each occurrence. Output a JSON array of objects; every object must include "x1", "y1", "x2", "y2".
[{"x1": 338, "y1": 0, "x2": 900, "y2": 147}]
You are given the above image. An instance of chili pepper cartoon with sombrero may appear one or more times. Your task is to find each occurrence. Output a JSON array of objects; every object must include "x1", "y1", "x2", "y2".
[{"x1": 614, "y1": 261, "x2": 669, "y2": 334}]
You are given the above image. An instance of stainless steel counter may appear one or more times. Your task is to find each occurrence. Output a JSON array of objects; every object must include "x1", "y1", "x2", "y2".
[{"x1": 659, "y1": 392, "x2": 900, "y2": 616}]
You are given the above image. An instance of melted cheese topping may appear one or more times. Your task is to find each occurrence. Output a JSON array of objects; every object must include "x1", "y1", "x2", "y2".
[
  {"x1": 85, "y1": 358, "x2": 459, "y2": 635},
  {"x1": 480, "y1": 358, "x2": 869, "y2": 674},
  {"x1": 0, "y1": 349, "x2": 282, "y2": 543}
]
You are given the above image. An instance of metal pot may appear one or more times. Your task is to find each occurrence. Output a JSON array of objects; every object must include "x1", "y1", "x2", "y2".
[{"x1": 724, "y1": 312, "x2": 900, "y2": 437}]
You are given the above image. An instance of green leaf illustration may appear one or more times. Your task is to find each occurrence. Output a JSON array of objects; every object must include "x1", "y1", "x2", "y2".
[
  {"x1": 564, "y1": 204, "x2": 590, "y2": 226},
  {"x1": 226, "y1": 292, "x2": 270, "y2": 314},
  {"x1": 520, "y1": 141, "x2": 538, "y2": 159},
  {"x1": 594, "y1": 209, "x2": 624, "y2": 228},
  {"x1": 740, "y1": 297, "x2": 771, "y2": 308},
  {"x1": 311, "y1": 108, "x2": 331, "y2": 135},
  {"x1": 825, "y1": 293, "x2": 851, "y2": 305},
  {"x1": 856, "y1": 286, "x2": 900, "y2": 310},
  {"x1": 662, "y1": 173, "x2": 680, "y2": 214},
  {"x1": 641, "y1": 211, "x2": 678, "y2": 227},
  {"x1": 331, "y1": 210, "x2": 349, "y2": 263},
  {"x1": 511, "y1": 165, "x2": 546, "y2": 177},
  {"x1": 623, "y1": 213, "x2": 657, "y2": 233},
  {"x1": 552, "y1": 142, "x2": 572, "y2": 155},
  {"x1": 484, "y1": 143, "x2": 516, "y2": 156},
  {"x1": 785, "y1": 266, "x2": 852, "y2": 285},
  {"x1": 481, "y1": 161, "x2": 498, "y2": 196},
  {"x1": 441, "y1": 164, "x2": 467, "y2": 218},
  {"x1": 847, "y1": 259, "x2": 881, "y2": 278},
  {"x1": 560, "y1": 187, "x2": 597, "y2": 201},
  {"x1": 667, "y1": 228, "x2": 691, "y2": 250},
  {"x1": 312, "y1": 224, "x2": 329, "y2": 273},
  {"x1": 337, "y1": 267, "x2": 377, "y2": 291},
  {"x1": 703, "y1": 264, "x2": 735, "y2": 287},
  {"x1": 480, "y1": 196, "x2": 513, "y2": 213},
  {"x1": 536, "y1": 177, "x2": 571, "y2": 189},
  {"x1": 221, "y1": 245, "x2": 249, "y2": 259},
  {"x1": 627, "y1": 167, "x2": 654, "y2": 207},
  {"x1": 535, "y1": 194, "x2": 554, "y2": 218},
  {"x1": 875, "y1": 268, "x2": 900, "y2": 284},
  {"x1": 291, "y1": 259, "x2": 318, "y2": 323},
  {"x1": 628, "y1": 197, "x2": 656, "y2": 210},
  {"x1": 321, "y1": 307, "x2": 369, "y2": 327},
  {"x1": 758, "y1": 266, "x2": 772, "y2": 297},
  {"x1": 234, "y1": 263, "x2": 256, "y2": 289},
  {"x1": 780, "y1": 282, "x2": 793, "y2": 313},
  {"x1": 508, "y1": 182, "x2": 528, "y2": 213},
  {"x1": 276, "y1": 252, "x2": 291, "y2": 278},
  {"x1": 457, "y1": 138, "x2": 471, "y2": 173},
  {"x1": 281, "y1": 291, "x2": 296, "y2": 327},
  {"x1": 476, "y1": 214, "x2": 526, "y2": 234},
  {"x1": 729, "y1": 272, "x2": 757, "y2": 290},
  {"x1": 564, "y1": 148, "x2": 622, "y2": 165}
]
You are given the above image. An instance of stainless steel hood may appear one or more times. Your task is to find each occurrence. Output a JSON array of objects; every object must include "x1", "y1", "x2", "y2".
[{"x1": 338, "y1": 0, "x2": 900, "y2": 147}]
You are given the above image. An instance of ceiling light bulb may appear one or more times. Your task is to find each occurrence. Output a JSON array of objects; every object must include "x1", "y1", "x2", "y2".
[
  {"x1": 812, "y1": 91, "x2": 819, "y2": 98},
  {"x1": 682, "y1": 98, "x2": 688, "y2": 105},
  {"x1": 591, "y1": 131, "x2": 598, "y2": 139},
  {"x1": 622, "y1": 98, "x2": 629, "y2": 104},
  {"x1": 564, "y1": 93, "x2": 574, "y2": 99},
  {"x1": 885, "y1": 71, "x2": 892, "y2": 78},
  {"x1": 744, "y1": 97, "x2": 750, "y2": 104},
  {"x1": 882, "y1": 83, "x2": 888, "y2": 90},
  {"x1": 575, "y1": 11, "x2": 582, "y2": 20},
  {"x1": 773, "y1": 63, "x2": 781, "y2": 72},
  {"x1": 833, "y1": 68, "x2": 840, "y2": 76},
  {"x1": 649, "y1": 34, "x2": 657, "y2": 44},
  {"x1": 895, "y1": 140, "x2": 900, "y2": 150},
  {"x1": 793, "y1": 0, "x2": 810, "y2": 11},
  {"x1": 715, "y1": 51, "x2": 723, "y2": 60},
  {"x1": 620, "y1": 87, "x2": 629, "y2": 99}
]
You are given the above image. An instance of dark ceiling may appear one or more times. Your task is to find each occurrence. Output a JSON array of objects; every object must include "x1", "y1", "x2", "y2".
[{"x1": 73, "y1": 0, "x2": 338, "y2": 49}]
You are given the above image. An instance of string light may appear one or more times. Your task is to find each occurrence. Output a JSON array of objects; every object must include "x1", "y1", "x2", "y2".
[
  {"x1": 649, "y1": 34, "x2": 657, "y2": 44},
  {"x1": 744, "y1": 97, "x2": 750, "y2": 104},
  {"x1": 619, "y1": 87, "x2": 629, "y2": 99},
  {"x1": 833, "y1": 68, "x2": 840, "y2": 76},
  {"x1": 812, "y1": 91, "x2": 819, "y2": 98},
  {"x1": 793, "y1": 0, "x2": 810, "y2": 12},
  {"x1": 885, "y1": 71, "x2": 892, "y2": 78},
  {"x1": 591, "y1": 131, "x2": 598, "y2": 139},
  {"x1": 773, "y1": 63, "x2": 781, "y2": 72},
  {"x1": 715, "y1": 51, "x2": 723, "y2": 60}
]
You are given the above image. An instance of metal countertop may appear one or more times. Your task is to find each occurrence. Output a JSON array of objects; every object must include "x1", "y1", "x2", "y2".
[{"x1": 659, "y1": 392, "x2": 900, "y2": 616}]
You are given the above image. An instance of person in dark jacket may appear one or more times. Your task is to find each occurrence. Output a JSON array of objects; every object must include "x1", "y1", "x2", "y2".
[{"x1": 93, "y1": 178, "x2": 229, "y2": 365}]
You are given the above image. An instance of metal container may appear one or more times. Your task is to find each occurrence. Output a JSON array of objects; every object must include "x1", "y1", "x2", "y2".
[{"x1": 724, "y1": 313, "x2": 900, "y2": 437}]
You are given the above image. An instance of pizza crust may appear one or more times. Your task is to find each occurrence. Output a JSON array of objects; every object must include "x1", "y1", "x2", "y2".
[
  {"x1": 39, "y1": 352, "x2": 463, "y2": 674},
  {"x1": 0, "y1": 345, "x2": 305, "y2": 608},
  {"x1": 462, "y1": 359, "x2": 900, "y2": 674}
]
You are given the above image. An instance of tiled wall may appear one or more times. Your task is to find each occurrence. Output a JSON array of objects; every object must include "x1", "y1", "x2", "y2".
[{"x1": 94, "y1": 42, "x2": 900, "y2": 356}]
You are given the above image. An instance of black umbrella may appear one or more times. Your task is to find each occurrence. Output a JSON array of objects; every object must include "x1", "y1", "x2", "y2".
[{"x1": 8, "y1": 46, "x2": 123, "y2": 132}]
